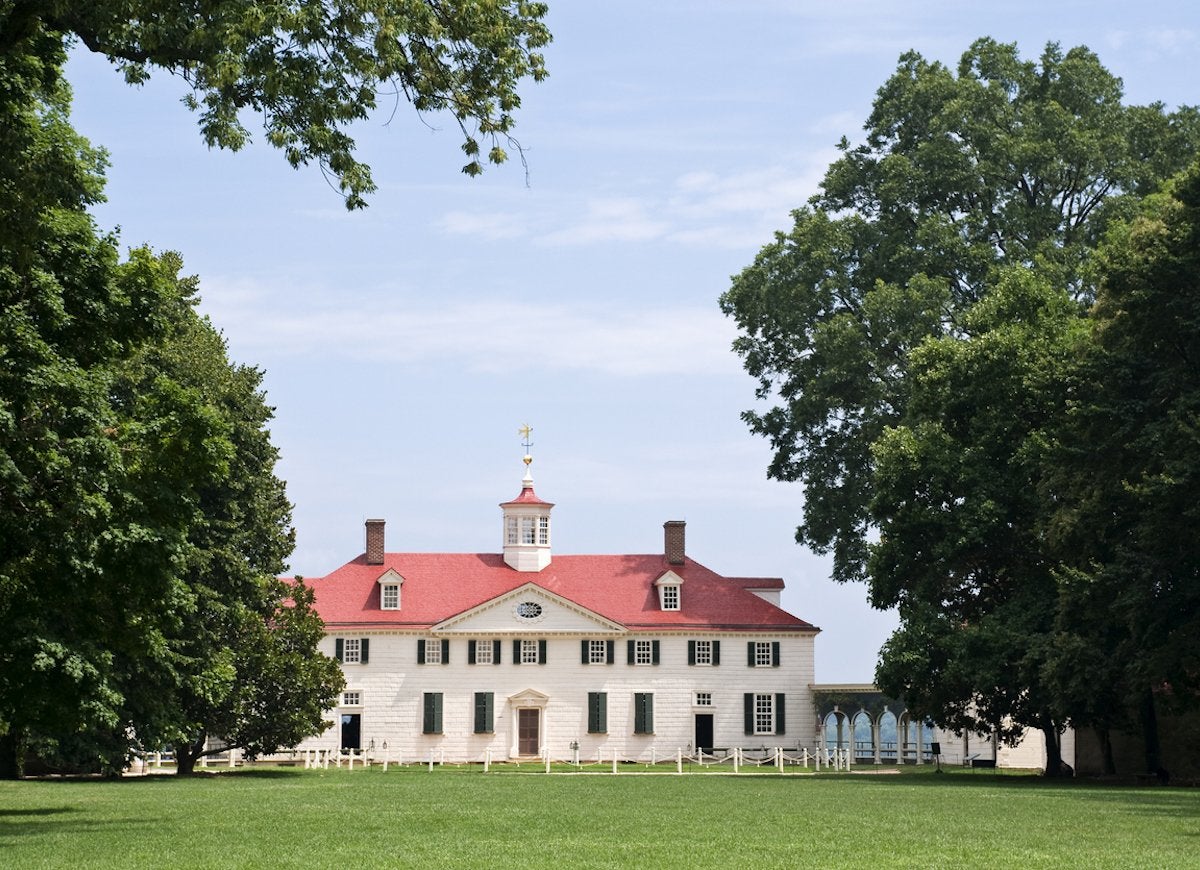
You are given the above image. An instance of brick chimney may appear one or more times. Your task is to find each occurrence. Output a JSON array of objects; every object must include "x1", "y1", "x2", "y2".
[
  {"x1": 365, "y1": 519, "x2": 385, "y2": 565},
  {"x1": 664, "y1": 520, "x2": 685, "y2": 565}
]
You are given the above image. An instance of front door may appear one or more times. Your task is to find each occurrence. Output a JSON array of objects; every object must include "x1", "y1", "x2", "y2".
[
  {"x1": 518, "y1": 708, "x2": 540, "y2": 755},
  {"x1": 341, "y1": 713, "x2": 361, "y2": 750},
  {"x1": 695, "y1": 714, "x2": 714, "y2": 753}
]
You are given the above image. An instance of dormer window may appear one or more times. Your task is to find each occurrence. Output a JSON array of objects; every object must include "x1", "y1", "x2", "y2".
[
  {"x1": 376, "y1": 569, "x2": 404, "y2": 610},
  {"x1": 654, "y1": 570, "x2": 683, "y2": 611}
]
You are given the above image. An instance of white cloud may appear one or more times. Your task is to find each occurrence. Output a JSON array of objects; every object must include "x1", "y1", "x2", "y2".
[
  {"x1": 198, "y1": 279, "x2": 740, "y2": 377},
  {"x1": 435, "y1": 153, "x2": 833, "y2": 253}
]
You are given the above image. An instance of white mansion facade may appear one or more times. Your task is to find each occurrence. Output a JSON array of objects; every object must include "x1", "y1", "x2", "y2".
[{"x1": 296, "y1": 456, "x2": 819, "y2": 762}]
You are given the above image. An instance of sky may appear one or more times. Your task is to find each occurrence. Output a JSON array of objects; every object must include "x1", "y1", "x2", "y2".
[{"x1": 63, "y1": 1, "x2": 1199, "y2": 682}]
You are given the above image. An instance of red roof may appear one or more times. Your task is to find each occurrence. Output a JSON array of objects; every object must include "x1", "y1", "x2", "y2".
[
  {"x1": 308, "y1": 553, "x2": 817, "y2": 632},
  {"x1": 499, "y1": 482, "x2": 554, "y2": 507}
]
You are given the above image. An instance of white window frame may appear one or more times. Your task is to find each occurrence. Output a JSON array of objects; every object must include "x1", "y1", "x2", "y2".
[
  {"x1": 694, "y1": 640, "x2": 713, "y2": 665},
  {"x1": 380, "y1": 583, "x2": 400, "y2": 610},
  {"x1": 754, "y1": 641, "x2": 773, "y2": 667},
  {"x1": 695, "y1": 692, "x2": 712, "y2": 707},
  {"x1": 661, "y1": 585, "x2": 680, "y2": 611},
  {"x1": 474, "y1": 640, "x2": 493, "y2": 665},
  {"x1": 520, "y1": 639, "x2": 539, "y2": 664},
  {"x1": 588, "y1": 640, "x2": 607, "y2": 664},
  {"x1": 754, "y1": 693, "x2": 775, "y2": 735},
  {"x1": 424, "y1": 639, "x2": 443, "y2": 665},
  {"x1": 342, "y1": 691, "x2": 362, "y2": 706},
  {"x1": 634, "y1": 639, "x2": 654, "y2": 665},
  {"x1": 342, "y1": 638, "x2": 362, "y2": 664}
]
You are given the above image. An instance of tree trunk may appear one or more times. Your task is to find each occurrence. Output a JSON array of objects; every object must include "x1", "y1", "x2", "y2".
[
  {"x1": 0, "y1": 731, "x2": 22, "y2": 780},
  {"x1": 173, "y1": 736, "x2": 207, "y2": 776},
  {"x1": 1041, "y1": 720, "x2": 1064, "y2": 777},
  {"x1": 1098, "y1": 727, "x2": 1117, "y2": 776},
  {"x1": 1139, "y1": 686, "x2": 1164, "y2": 778}
]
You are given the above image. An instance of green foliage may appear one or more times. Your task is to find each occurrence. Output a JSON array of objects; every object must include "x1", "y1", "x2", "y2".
[
  {"x1": 721, "y1": 38, "x2": 1199, "y2": 762},
  {"x1": 721, "y1": 37, "x2": 1199, "y2": 584},
  {"x1": 0, "y1": 45, "x2": 340, "y2": 776},
  {"x1": 1044, "y1": 161, "x2": 1200, "y2": 756},
  {"x1": 1, "y1": 0, "x2": 552, "y2": 208}
]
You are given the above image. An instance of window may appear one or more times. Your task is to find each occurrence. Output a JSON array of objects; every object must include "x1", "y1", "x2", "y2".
[
  {"x1": 627, "y1": 639, "x2": 660, "y2": 665},
  {"x1": 380, "y1": 583, "x2": 400, "y2": 610},
  {"x1": 469, "y1": 639, "x2": 497, "y2": 665},
  {"x1": 513, "y1": 639, "x2": 547, "y2": 665},
  {"x1": 588, "y1": 692, "x2": 607, "y2": 733},
  {"x1": 744, "y1": 693, "x2": 786, "y2": 735},
  {"x1": 423, "y1": 693, "x2": 443, "y2": 734},
  {"x1": 688, "y1": 640, "x2": 720, "y2": 666},
  {"x1": 654, "y1": 570, "x2": 684, "y2": 611},
  {"x1": 538, "y1": 516, "x2": 550, "y2": 544},
  {"x1": 342, "y1": 691, "x2": 362, "y2": 706},
  {"x1": 748, "y1": 641, "x2": 780, "y2": 667},
  {"x1": 582, "y1": 639, "x2": 613, "y2": 665},
  {"x1": 335, "y1": 638, "x2": 369, "y2": 664},
  {"x1": 633, "y1": 692, "x2": 654, "y2": 734},
  {"x1": 418, "y1": 638, "x2": 449, "y2": 665},
  {"x1": 695, "y1": 692, "x2": 712, "y2": 707},
  {"x1": 474, "y1": 692, "x2": 494, "y2": 734},
  {"x1": 661, "y1": 585, "x2": 679, "y2": 610}
]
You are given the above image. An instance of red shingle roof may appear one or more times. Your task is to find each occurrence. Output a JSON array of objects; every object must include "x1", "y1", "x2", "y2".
[{"x1": 307, "y1": 553, "x2": 818, "y2": 632}]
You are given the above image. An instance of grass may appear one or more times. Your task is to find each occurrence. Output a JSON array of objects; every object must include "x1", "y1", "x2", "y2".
[{"x1": 1, "y1": 765, "x2": 1198, "y2": 868}]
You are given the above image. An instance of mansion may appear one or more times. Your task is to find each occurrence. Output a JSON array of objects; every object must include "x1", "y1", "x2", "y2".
[{"x1": 297, "y1": 454, "x2": 819, "y2": 762}]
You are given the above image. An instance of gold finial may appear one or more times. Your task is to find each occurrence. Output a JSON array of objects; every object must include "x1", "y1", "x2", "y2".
[{"x1": 518, "y1": 424, "x2": 534, "y2": 466}]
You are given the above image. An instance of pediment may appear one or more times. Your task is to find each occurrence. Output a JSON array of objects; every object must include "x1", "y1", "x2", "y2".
[
  {"x1": 509, "y1": 688, "x2": 549, "y2": 707},
  {"x1": 432, "y1": 582, "x2": 625, "y2": 635},
  {"x1": 654, "y1": 569, "x2": 684, "y2": 587},
  {"x1": 376, "y1": 568, "x2": 404, "y2": 585}
]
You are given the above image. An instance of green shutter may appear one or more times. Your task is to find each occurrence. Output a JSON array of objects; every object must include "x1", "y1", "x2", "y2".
[
  {"x1": 775, "y1": 693, "x2": 786, "y2": 734},
  {"x1": 493, "y1": 639, "x2": 502, "y2": 665},
  {"x1": 582, "y1": 640, "x2": 589, "y2": 664},
  {"x1": 538, "y1": 639, "x2": 547, "y2": 664},
  {"x1": 441, "y1": 639, "x2": 450, "y2": 664},
  {"x1": 417, "y1": 638, "x2": 426, "y2": 664},
  {"x1": 468, "y1": 640, "x2": 477, "y2": 665},
  {"x1": 772, "y1": 641, "x2": 781, "y2": 667},
  {"x1": 360, "y1": 638, "x2": 369, "y2": 664},
  {"x1": 627, "y1": 640, "x2": 635, "y2": 664},
  {"x1": 335, "y1": 638, "x2": 344, "y2": 662},
  {"x1": 744, "y1": 693, "x2": 754, "y2": 735},
  {"x1": 513, "y1": 639, "x2": 522, "y2": 665},
  {"x1": 747, "y1": 642, "x2": 755, "y2": 667},
  {"x1": 712, "y1": 640, "x2": 721, "y2": 666},
  {"x1": 423, "y1": 693, "x2": 442, "y2": 733},
  {"x1": 651, "y1": 640, "x2": 660, "y2": 665},
  {"x1": 634, "y1": 692, "x2": 654, "y2": 734},
  {"x1": 588, "y1": 692, "x2": 607, "y2": 733},
  {"x1": 474, "y1": 692, "x2": 494, "y2": 733},
  {"x1": 688, "y1": 640, "x2": 696, "y2": 665},
  {"x1": 606, "y1": 640, "x2": 615, "y2": 664}
]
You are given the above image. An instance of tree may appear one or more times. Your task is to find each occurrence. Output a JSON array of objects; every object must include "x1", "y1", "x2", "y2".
[
  {"x1": 108, "y1": 300, "x2": 344, "y2": 775},
  {"x1": 0, "y1": 1, "x2": 552, "y2": 208},
  {"x1": 720, "y1": 39, "x2": 1199, "y2": 768},
  {"x1": 0, "y1": 37, "x2": 197, "y2": 776},
  {"x1": 0, "y1": 44, "x2": 340, "y2": 776},
  {"x1": 1045, "y1": 161, "x2": 1200, "y2": 774},
  {"x1": 868, "y1": 269, "x2": 1085, "y2": 773},
  {"x1": 721, "y1": 38, "x2": 1199, "y2": 585}
]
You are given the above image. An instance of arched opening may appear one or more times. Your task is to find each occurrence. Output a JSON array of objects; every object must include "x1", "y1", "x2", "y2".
[
  {"x1": 852, "y1": 711, "x2": 873, "y2": 764},
  {"x1": 878, "y1": 709, "x2": 898, "y2": 763}
]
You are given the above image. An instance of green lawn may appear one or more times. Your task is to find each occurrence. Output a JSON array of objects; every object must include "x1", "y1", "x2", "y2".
[{"x1": 1, "y1": 766, "x2": 1197, "y2": 868}]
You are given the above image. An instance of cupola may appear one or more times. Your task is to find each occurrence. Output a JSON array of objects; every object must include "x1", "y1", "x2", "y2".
[{"x1": 500, "y1": 431, "x2": 554, "y2": 572}]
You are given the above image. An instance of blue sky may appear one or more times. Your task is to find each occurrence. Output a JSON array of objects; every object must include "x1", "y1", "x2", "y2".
[{"x1": 64, "y1": 1, "x2": 1198, "y2": 681}]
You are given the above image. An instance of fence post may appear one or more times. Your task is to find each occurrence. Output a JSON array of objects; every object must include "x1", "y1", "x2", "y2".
[
  {"x1": 428, "y1": 750, "x2": 434, "y2": 772},
  {"x1": 484, "y1": 748, "x2": 490, "y2": 773},
  {"x1": 613, "y1": 754, "x2": 618, "y2": 775},
  {"x1": 733, "y1": 747, "x2": 740, "y2": 774},
  {"x1": 545, "y1": 751, "x2": 551, "y2": 774},
  {"x1": 677, "y1": 748, "x2": 683, "y2": 775},
  {"x1": 776, "y1": 747, "x2": 783, "y2": 772}
]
